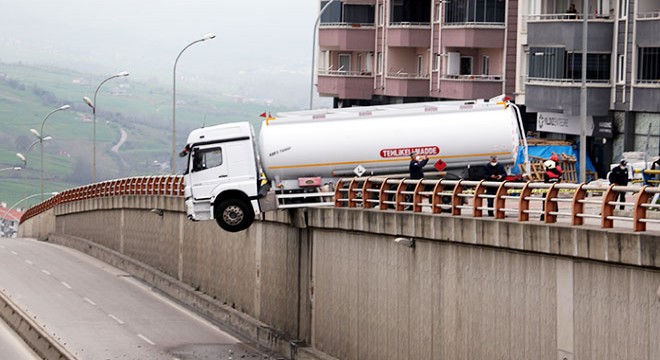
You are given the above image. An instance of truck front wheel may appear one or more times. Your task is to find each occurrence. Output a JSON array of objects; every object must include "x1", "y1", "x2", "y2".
[{"x1": 214, "y1": 199, "x2": 255, "y2": 232}]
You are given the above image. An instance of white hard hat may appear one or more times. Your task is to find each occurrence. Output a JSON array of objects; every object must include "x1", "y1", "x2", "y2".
[{"x1": 543, "y1": 160, "x2": 556, "y2": 169}]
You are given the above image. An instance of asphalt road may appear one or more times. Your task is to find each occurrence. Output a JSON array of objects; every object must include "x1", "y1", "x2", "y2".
[
  {"x1": 0, "y1": 237, "x2": 274, "y2": 360},
  {"x1": 0, "y1": 318, "x2": 40, "y2": 359}
]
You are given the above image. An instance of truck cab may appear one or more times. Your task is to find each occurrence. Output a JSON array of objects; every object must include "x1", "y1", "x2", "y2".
[{"x1": 181, "y1": 122, "x2": 261, "y2": 232}]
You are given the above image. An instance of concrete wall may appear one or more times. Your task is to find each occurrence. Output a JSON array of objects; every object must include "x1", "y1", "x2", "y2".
[{"x1": 18, "y1": 196, "x2": 660, "y2": 360}]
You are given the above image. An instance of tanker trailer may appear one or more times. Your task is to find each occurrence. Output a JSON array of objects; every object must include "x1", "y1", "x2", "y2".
[{"x1": 181, "y1": 98, "x2": 527, "y2": 232}]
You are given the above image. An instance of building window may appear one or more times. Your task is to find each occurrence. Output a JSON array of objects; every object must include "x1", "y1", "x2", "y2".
[
  {"x1": 460, "y1": 56, "x2": 473, "y2": 75},
  {"x1": 417, "y1": 55, "x2": 424, "y2": 76},
  {"x1": 320, "y1": 1, "x2": 342, "y2": 23},
  {"x1": 379, "y1": 4, "x2": 385, "y2": 25},
  {"x1": 366, "y1": 52, "x2": 374, "y2": 73},
  {"x1": 320, "y1": 50, "x2": 330, "y2": 71},
  {"x1": 617, "y1": 54, "x2": 625, "y2": 84},
  {"x1": 338, "y1": 54, "x2": 351, "y2": 72},
  {"x1": 390, "y1": 0, "x2": 431, "y2": 23},
  {"x1": 377, "y1": 52, "x2": 383, "y2": 74},
  {"x1": 357, "y1": 54, "x2": 363, "y2": 73},
  {"x1": 638, "y1": 47, "x2": 660, "y2": 83},
  {"x1": 435, "y1": 53, "x2": 441, "y2": 71},
  {"x1": 528, "y1": 47, "x2": 611, "y2": 81},
  {"x1": 618, "y1": 0, "x2": 627, "y2": 19},
  {"x1": 482, "y1": 55, "x2": 490, "y2": 75},
  {"x1": 566, "y1": 53, "x2": 611, "y2": 80},
  {"x1": 445, "y1": 0, "x2": 506, "y2": 24},
  {"x1": 344, "y1": 5, "x2": 375, "y2": 24},
  {"x1": 435, "y1": 3, "x2": 441, "y2": 22}
]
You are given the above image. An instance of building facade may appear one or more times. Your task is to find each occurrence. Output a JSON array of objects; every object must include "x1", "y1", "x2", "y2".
[
  {"x1": 315, "y1": 0, "x2": 660, "y2": 175},
  {"x1": 520, "y1": 0, "x2": 660, "y2": 176}
]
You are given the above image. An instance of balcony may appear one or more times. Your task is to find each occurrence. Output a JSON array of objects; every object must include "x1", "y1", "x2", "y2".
[
  {"x1": 319, "y1": 23, "x2": 376, "y2": 51},
  {"x1": 384, "y1": 72, "x2": 430, "y2": 97},
  {"x1": 317, "y1": 70, "x2": 374, "y2": 100},
  {"x1": 387, "y1": 23, "x2": 431, "y2": 48},
  {"x1": 441, "y1": 26, "x2": 505, "y2": 48},
  {"x1": 525, "y1": 78, "x2": 611, "y2": 116},
  {"x1": 527, "y1": 14, "x2": 614, "y2": 52},
  {"x1": 439, "y1": 75, "x2": 503, "y2": 100},
  {"x1": 637, "y1": 11, "x2": 660, "y2": 46}
]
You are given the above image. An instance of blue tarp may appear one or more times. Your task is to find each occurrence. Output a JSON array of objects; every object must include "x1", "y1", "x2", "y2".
[{"x1": 511, "y1": 145, "x2": 596, "y2": 179}]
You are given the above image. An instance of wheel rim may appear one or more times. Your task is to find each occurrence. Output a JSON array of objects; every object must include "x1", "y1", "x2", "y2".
[{"x1": 223, "y1": 205, "x2": 244, "y2": 226}]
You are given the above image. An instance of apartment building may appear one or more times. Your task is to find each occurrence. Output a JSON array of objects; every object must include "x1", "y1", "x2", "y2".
[
  {"x1": 316, "y1": 0, "x2": 517, "y2": 107},
  {"x1": 315, "y1": 0, "x2": 660, "y2": 175},
  {"x1": 520, "y1": 0, "x2": 660, "y2": 176}
]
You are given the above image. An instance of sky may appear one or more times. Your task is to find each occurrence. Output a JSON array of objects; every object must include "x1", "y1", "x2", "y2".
[{"x1": 0, "y1": 0, "x2": 324, "y2": 107}]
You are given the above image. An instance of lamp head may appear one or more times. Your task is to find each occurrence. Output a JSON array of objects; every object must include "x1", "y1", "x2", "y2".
[
  {"x1": 42, "y1": 136, "x2": 53, "y2": 142},
  {"x1": 59, "y1": 105, "x2": 71, "y2": 110},
  {"x1": 29, "y1": 128, "x2": 41, "y2": 138},
  {"x1": 16, "y1": 153, "x2": 26, "y2": 163},
  {"x1": 117, "y1": 71, "x2": 129, "y2": 77},
  {"x1": 12, "y1": 167, "x2": 21, "y2": 171},
  {"x1": 83, "y1": 96, "x2": 94, "y2": 109},
  {"x1": 201, "y1": 32, "x2": 216, "y2": 41}
]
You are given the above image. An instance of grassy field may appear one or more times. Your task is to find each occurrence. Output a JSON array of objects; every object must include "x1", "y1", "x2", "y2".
[{"x1": 0, "y1": 62, "x2": 289, "y2": 209}]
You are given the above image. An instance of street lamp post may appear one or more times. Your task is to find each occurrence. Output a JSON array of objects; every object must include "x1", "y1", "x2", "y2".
[
  {"x1": 84, "y1": 71, "x2": 129, "y2": 183},
  {"x1": 579, "y1": 0, "x2": 588, "y2": 183},
  {"x1": 309, "y1": 0, "x2": 337, "y2": 110},
  {"x1": 32, "y1": 105, "x2": 70, "y2": 201},
  {"x1": 1, "y1": 192, "x2": 58, "y2": 237},
  {"x1": 172, "y1": 33, "x2": 216, "y2": 173}
]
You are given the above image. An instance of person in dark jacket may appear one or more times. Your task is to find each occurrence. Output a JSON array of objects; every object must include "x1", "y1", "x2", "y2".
[
  {"x1": 405, "y1": 152, "x2": 429, "y2": 209},
  {"x1": 483, "y1": 155, "x2": 507, "y2": 216},
  {"x1": 608, "y1": 159, "x2": 630, "y2": 210},
  {"x1": 409, "y1": 152, "x2": 429, "y2": 180}
]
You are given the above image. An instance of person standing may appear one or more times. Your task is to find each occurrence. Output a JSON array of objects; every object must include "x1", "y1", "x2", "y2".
[
  {"x1": 541, "y1": 154, "x2": 563, "y2": 221},
  {"x1": 405, "y1": 152, "x2": 429, "y2": 209},
  {"x1": 566, "y1": 3, "x2": 578, "y2": 18},
  {"x1": 483, "y1": 155, "x2": 506, "y2": 216},
  {"x1": 409, "y1": 151, "x2": 429, "y2": 180},
  {"x1": 608, "y1": 159, "x2": 630, "y2": 210}
]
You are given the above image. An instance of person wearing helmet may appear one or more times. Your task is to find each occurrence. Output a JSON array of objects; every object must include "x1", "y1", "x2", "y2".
[
  {"x1": 541, "y1": 154, "x2": 563, "y2": 221},
  {"x1": 544, "y1": 154, "x2": 563, "y2": 184}
]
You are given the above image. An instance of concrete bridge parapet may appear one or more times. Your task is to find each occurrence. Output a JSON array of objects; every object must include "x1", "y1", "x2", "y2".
[{"x1": 17, "y1": 195, "x2": 660, "y2": 360}]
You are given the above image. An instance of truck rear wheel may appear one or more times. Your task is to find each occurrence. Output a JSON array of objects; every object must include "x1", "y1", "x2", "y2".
[{"x1": 214, "y1": 199, "x2": 255, "y2": 232}]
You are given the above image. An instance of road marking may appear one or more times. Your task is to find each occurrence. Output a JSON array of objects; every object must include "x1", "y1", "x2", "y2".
[
  {"x1": 137, "y1": 334, "x2": 155, "y2": 345},
  {"x1": 61, "y1": 281, "x2": 72, "y2": 289},
  {"x1": 108, "y1": 314, "x2": 125, "y2": 324},
  {"x1": 25, "y1": 260, "x2": 34, "y2": 265},
  {"x1": 41, "y1": 269, "x2": 51, "y2": 276},
  {"x1": 83, "y1": 297, "x2": 96, "y2": 306},
  {"x1": 10, "y1": 251, "x2": 18, "y2": 255}
]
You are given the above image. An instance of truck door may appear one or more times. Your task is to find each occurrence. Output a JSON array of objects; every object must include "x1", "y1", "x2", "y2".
[{"x1": 188, "y1": 144, "x2": 228, "y2": 200}]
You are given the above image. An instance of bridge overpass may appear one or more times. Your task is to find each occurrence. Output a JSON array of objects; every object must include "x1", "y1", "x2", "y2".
[{"x1": 8, "y1": 175, "x2": 660, "y2": 359}]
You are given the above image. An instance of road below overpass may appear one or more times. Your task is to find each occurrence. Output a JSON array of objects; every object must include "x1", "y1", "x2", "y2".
[
  {"x1": 0, "y1": 237, "x2": 274, "y2": 360},
  {"x1": 0, "y1": 318, "x2": 39, "y2": 359}
]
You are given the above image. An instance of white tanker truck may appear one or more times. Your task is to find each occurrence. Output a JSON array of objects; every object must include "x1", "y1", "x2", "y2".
[{"x1": 181, "y1": 97, "x2": 528, "y2": 232}]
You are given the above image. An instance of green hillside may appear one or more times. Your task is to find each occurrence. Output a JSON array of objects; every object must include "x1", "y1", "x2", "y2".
[{"x1": 0, "y1": 63, "x2": 287, "y2": 209}]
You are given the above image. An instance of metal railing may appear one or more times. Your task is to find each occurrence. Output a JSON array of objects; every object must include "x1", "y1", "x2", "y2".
[
  {"x1": 317, "y1": 69, "x2": 373, "y2": 77},
  {"x1": 442, "y1": 74, "x2": 503, "y2": 81},
  {"x1": 19, "y1": 174, "x2": 660, "y2": 233},
  {"x1": 526, "y1": 13, "x2": 614, "y2": 21},
  {"x1": 20, "y1": 176, "x2": 184, "y2": 224},
  {"x1": 334, "y1": 176, "x2": 660, "y2": 232}
]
